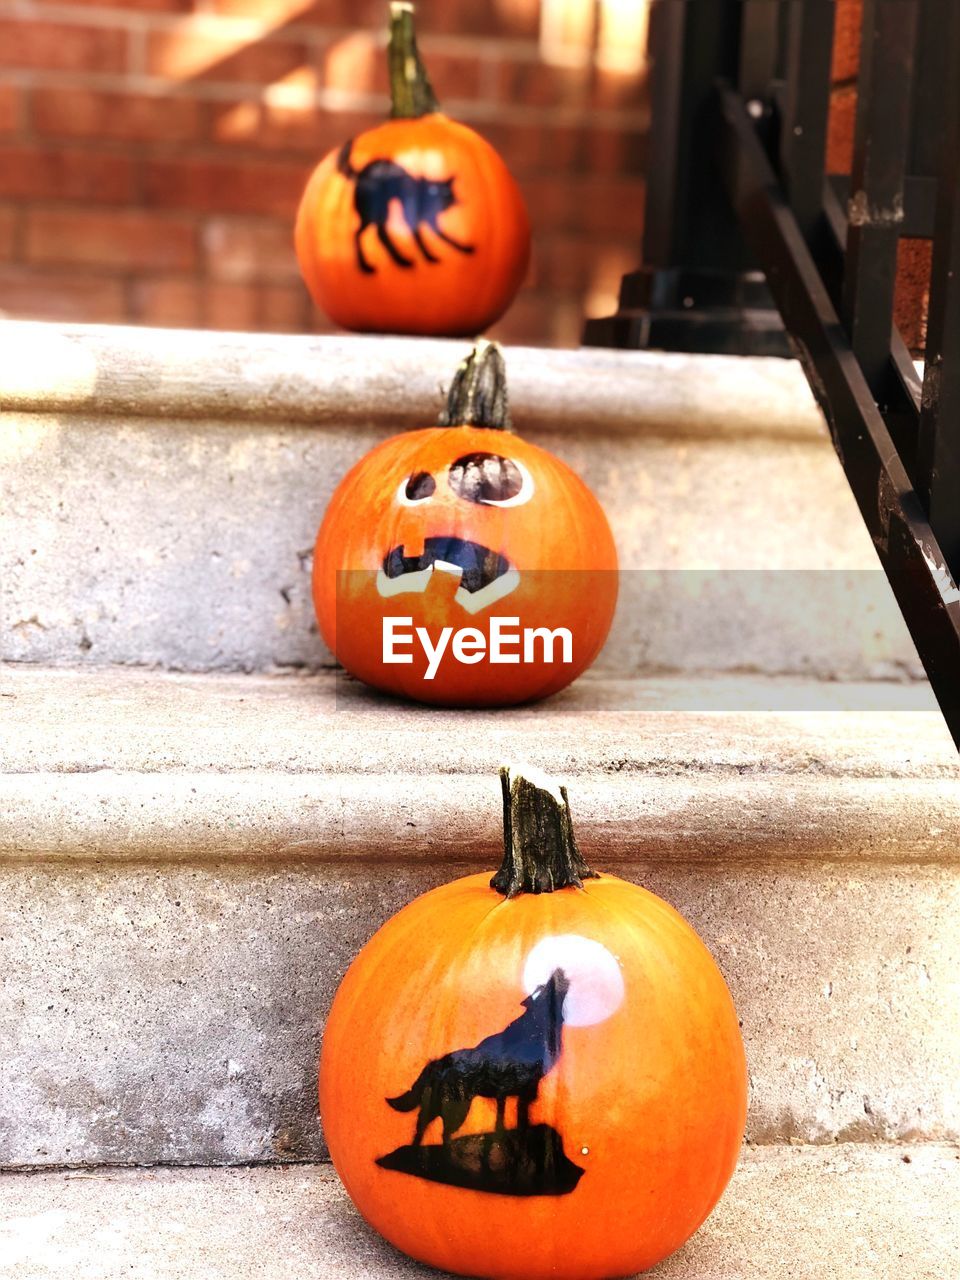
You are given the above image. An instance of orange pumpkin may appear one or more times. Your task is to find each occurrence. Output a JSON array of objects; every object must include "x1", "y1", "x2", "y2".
[
  {"x1": 312, "y1": 342, "x2": 618, "y2": 705},
  {"x1": 320, "y1": 767, "x2": 748, "y2": 1280},
  {"x1": 295, "y1": 2, "x2": 530, "y2": 336}
]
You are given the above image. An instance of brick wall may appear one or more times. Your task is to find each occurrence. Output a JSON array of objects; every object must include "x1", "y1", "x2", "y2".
[
  {"x1": 0, "y1": 0, "x2": 649, "y2": 346},
  {"x1": 828, "y1": 0, "x2": 930, "y2": 353}
]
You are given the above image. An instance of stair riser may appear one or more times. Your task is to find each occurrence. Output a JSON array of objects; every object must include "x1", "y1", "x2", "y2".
[
  {"x1": 2, "y1": 413, "x2": 918, "y2": 679},
  {"x1": 2, "y1": 1147, "x2": 959, "y2": 1280},
  {"x1": 2, "y1": 859, "x2": 956, "y2": 1166}
]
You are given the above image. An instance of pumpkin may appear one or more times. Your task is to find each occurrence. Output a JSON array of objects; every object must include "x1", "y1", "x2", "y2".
[
  {"x1": 312, "y1": 342, "x2": 618, "y2": 705},
  {"x1": 295, "y1": 1, "x2": 530, "y2": 337},
  {"x1": 320, "y1": 766, "x2": 748, "y2": 1280}
]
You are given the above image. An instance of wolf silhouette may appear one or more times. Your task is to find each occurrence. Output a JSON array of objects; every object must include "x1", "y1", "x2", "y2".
[
  {"x1": 338, "y1": 139, "x2": 475, "y2": 275},
  {"x1": 386, "y1": 969, "x2": 570, "y2": 1146}
]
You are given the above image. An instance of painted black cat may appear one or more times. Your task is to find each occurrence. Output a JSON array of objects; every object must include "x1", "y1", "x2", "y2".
[{"x1": 338, "y1": 139, "x2": 475, "y2": 275}]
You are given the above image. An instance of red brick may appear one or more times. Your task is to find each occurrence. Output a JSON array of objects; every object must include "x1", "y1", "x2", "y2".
[
  {"x1": 534, "y1": 235, "x2": 639, "y2": 299},
  {"x1": 520, "y1": 175, "x2": 645, "y2": 238},
  {"x1": 586, "y1": 127, "x2": 647, "y2": 177},
  {"x1": 582, "y1": 243, "x2": 639, "y2": 318},
  {"x1": 0, "y1": 145, "x2": 135, "y2": 203},
  {"x1": 488, "y1": 289, "x2": 582, "y2": 347},
  {"x1": 419, "y1": 48, "x2": 485, "y2": 102},
  {"x1": 0, "y1": 207, "x2": 17, "y2": 260},
  {"x1": 530, "y1": 235, "x2": 613, "y2": 294},
  {"x1": 496, "y1": 61, "x2": 590, "y2": 110},
  {"x1": 131, "y1": 276, "x2": 203, "y2": 327},
  {"x1": 260, "y1": 281, "x2": 309, "y2": 331},
  {"x1": 0, "y1": 266, "x2": 127, "y2": 323},
  {"x1": 832, "y1": 0, "x2": 862, "y2": 84},
  {"x1": 579, "y1": 178, "x2": 645, "y2": 236},
  {"x1": 479, "y1": 121, "x2": 548, "y2": 175},
  {"x1": 0, "y1": 19, "x2": 127, "y2": 74},
  {"x1": 322, "y1": 34, "x2": 483, "y2": 101},
  {"x1": 34, "y1": 0, "x2": 190, "y2": 9},
  {"x1": 33, "y1": 87, "x2": 200, "y2": 143},
  {"x1": 484, "y1": 121, "x2": 647, "y2": 178},
  {"x1": 322, "y1": 32, "x2": 387, "y2": 96},
  {"x1": 204, "y1": 280, "x2": 258, "y2": 330},
  {"x1": 203, "y1": 217, "x2": 299, "y2": 283},
  {"x1": 207, "y1": 0, "x2": 338, "y2": 18},
  {"x1": 307, "y1": 307, "x2": 339, "y2": 334},
  {"x1": 0, "y1": 84, "x2": 20, "y2": 135},
  {"x1": 407, "y1": 0, "x2": 540, "y2": 39},
  {"x1": 827, "y1": 84, "x2": 857, "y2": 173},
  {"x1": 143, "y1": 156, "x2": 309, "y2": 217},
  {"x1": 895, "y1": 237, "x2": 932, "y2": 354},
  {"x1": 25, "y1": 209, "x2": 197, "y2": 272},
  {"x1": 146, "y1": 28, "x2": 309, "y2": 85},
  {"x1": 206, "y1": 99, "x2": 380, "y2": 155},
  {"x1": 208, "y1": 0, "x2": 539, "y2": 37},
  {"x1": 592, "y1": 65, "x2": 649, "y2": 113}
]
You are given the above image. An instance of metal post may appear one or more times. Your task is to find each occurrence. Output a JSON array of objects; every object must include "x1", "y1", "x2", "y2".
[
  {"x1": 583, "y1": 0, "x2": 789, "y2": 354},
  {"x1": 841, "y1": 0, "x2": 919, "y2": 398},
  {"x1": 918, "y1": 0, "x2": 960, "y2": 579}
]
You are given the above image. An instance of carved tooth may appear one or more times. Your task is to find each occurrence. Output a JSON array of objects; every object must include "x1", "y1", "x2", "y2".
[
  {"x1": 433, "y1": 559, "x2": 463, "y2": 578},
  {"x1": 455, "y1": 568, "x2": 521, "y2": 615},
  {"x1": 375, "y1": 566, "x2": 434, "y2": 598}
]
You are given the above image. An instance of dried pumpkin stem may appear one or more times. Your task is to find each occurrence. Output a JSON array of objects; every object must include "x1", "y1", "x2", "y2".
[
  {"x1": 439, "y1": 340, "x2": 512, "y2": 431},
  {"x1": 491, "y1": 766, "x2": 599, "y2": 898},
  {"x1": 388, "y1": 1, "x2": 439, "y2": 119}
]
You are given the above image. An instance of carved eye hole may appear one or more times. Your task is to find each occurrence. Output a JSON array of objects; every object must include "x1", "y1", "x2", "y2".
[
  {"x1": 397, "y1": 471, "x2": 436, "y2": 506},
  {"x1": 447, "y1": 453, "x2": 534, "y2": 508}
]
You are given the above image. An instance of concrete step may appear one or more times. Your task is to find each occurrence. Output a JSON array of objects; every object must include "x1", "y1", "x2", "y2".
[
  {"x1": 1, "y1": 320, "x2": 919, "y2": 679},
  {"x1": 1, "y1": 1145, "x2": 957, "y2": 1278},
  {"x1": 2, "y1": 664, "x2": 958, "y2": 1165}
]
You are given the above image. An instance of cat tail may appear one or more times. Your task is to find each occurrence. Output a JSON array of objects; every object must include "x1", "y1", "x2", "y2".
[
  {"x1": 337, "y1": 139, "x2": 358, "y2": 179},
  {"x1": 386, "y1": 1064, "x2": 432, "y2": 1111}
]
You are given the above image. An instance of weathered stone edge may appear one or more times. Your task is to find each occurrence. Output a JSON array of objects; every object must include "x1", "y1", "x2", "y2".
[
  {"x1": 1, "y1": 320, "x2": 827, "y2": 439},
  {"x1": 3, "y1": 769, "x2": 960, "y2": 862}
]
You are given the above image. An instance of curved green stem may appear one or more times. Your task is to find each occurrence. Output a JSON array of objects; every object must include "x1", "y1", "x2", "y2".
[
  {"x1": 388, "y1": 1, "x2": 439, "y2": 119},
  {"x1": 491, "y1": 766, "x2": 599, "y2": 898}
]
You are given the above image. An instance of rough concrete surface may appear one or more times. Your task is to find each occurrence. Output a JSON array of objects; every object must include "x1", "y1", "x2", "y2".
[
  {"x1": 1, "y1": 1146, "x2": 958, "y2": 1278},
  {"x1": 2, "y1": 326, "x2": 921, "y2": 677},
  {"x1": 1, "y1": 666, "x2": 954, "y2": 863},
  {"x1": 0, "y1": 322, "x2": 829, "y2": 436},
  {"x1": 1, "y1": 857, "x2": 958, "y2": 1165}
]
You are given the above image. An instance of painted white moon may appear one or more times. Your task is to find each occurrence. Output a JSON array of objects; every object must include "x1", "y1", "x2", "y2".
[{"x1": 522, "y1": 934, "x2": 625, "y2": 1028}]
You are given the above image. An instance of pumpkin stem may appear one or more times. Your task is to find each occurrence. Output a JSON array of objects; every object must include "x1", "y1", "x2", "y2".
[
  {"x1": 388, "y1": 1, "x2": 439, "y2": 120},
  {"x1": 439, "y1": 340, "x2": 512, "y2": 431},
  {"x1": 491, "y1": 766, "x2": 599, "y2": 898}
]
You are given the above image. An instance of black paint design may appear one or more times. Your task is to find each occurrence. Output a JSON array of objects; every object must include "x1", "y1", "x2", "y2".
[
  {"x1": 377, "y1": 969, "x2": 585, "y2": 1197},
  {"x1": 383, "y1": 536, "x2": 510, "y2": 594},
  {"x1": 338, "y1": 139, "x2": 475, "y2": 275}
]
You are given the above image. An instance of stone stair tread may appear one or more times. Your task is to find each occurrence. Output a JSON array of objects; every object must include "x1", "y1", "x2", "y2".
[
  {"x1": 1, "y1": 1144, "x2": 956, "y2": 1278},
  {"x1": 2, "y1": 321, "x2": 826, "y2": 439},
  {"x1": 2, "y1": 664, "x2": 956, "y2": 861}
]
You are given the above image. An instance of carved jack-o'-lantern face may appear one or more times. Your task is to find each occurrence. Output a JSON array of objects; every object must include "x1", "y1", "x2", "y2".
[
  {"x1": 379, "y1": 445, "x2": 537, "y2": 615},
  {"x1": 312, "y1": 347, "x2": 618, "y2": 706}
]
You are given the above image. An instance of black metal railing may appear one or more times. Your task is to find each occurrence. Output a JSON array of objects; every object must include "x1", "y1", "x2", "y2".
[{"x1": 585, "y1": 0, "x2": 960, "y2": 749}]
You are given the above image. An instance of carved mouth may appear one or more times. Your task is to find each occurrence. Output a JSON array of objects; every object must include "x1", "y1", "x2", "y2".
[{"x1": 376, "y1": 536, "x2": 520, "y2": 615}]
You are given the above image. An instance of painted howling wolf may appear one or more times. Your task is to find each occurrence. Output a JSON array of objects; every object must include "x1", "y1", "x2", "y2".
[
  {"x1": 337, "y1": 139, "x2": 475, "y2": 275},
  {"x1": 386, "y1": 968, "x2": 570, "y2": 1146}
]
